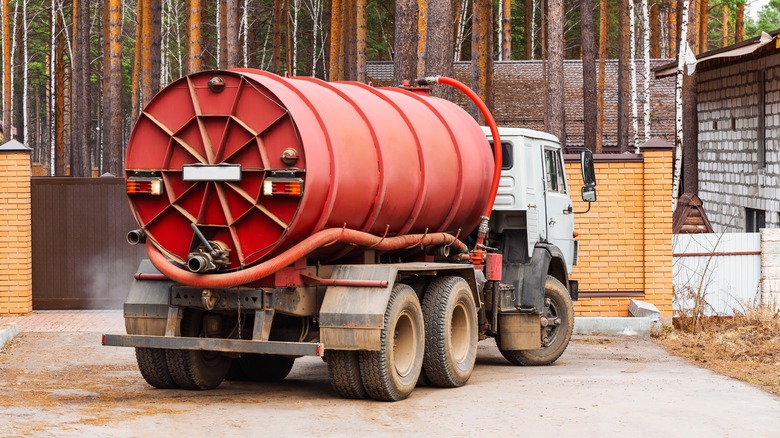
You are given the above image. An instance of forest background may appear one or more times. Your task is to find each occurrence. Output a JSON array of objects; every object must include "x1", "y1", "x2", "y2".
[{"x1": 2, "y1": 0, "x2": 779, "y2": 178}]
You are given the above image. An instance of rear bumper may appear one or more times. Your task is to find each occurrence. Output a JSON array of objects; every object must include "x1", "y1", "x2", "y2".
[{"x1": 102, "y1": 334, "x2": 324, "y2": 357}]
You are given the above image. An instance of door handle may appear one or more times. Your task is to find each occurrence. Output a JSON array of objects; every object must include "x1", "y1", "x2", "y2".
[{"x1": 549, "y1": 218, "x2": 556, "y2": 226}]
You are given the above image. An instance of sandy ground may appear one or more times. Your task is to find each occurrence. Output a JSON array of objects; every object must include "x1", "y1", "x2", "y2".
[{"x1": 1, "y1": 332, "x2": 779, "y2": 437}]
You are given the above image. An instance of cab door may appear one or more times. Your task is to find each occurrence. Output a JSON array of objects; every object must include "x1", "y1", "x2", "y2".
[{"x1": 542, "y1": 146, "x2": 575, "y2": 273}]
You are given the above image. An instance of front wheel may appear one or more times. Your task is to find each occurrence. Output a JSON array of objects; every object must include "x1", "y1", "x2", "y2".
[{"x1": 498, "y1": 275, "x2": 574, "y2": 366}]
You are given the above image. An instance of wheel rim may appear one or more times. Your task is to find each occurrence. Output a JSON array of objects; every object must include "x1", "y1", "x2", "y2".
[
  {"x1": 449, "y1": 302, "x2": 471, "y2": 363},
  {"x1": 544, "y1": 297, "x2": 561, "y2": 344},
  {"x1": 393, "y1": 310, "x2": 418, "y2": 378}
]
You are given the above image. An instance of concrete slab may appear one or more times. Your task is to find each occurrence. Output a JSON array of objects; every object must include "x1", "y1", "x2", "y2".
[
  {"x1": 574, "y1": 316, "x2": 652, "y2": 336},
  {"x1": 0, "y1": 322, "x2": 19, "y2": 350},
  {"x1": 629, "y1": 299, "x2": 662, "y2": 321}
]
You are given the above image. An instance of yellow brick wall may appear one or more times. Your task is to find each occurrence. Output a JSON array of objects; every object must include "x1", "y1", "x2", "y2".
[
  {"x1": 0, "y1": 150, "x2": 32, "y2": 315},
  {"x1": 565, "y1": 146, "x2": 673, "y2": 317}
]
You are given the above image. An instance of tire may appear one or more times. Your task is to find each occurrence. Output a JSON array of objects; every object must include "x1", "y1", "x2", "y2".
[
  {"x1": 328, "y1": 350, "x2": 368, "y2": 399},
  {"x1": 359, "y1": 284, "x2": 425, "y2": 401},
  {"x1": 126, "y1": 315, "x2": 177, "y2": 389},
  {"x1": 498, "y1": 275, "x2": 574, "y2": 366},
  {"x1": 237, "y1": 354, "x2": 295, "y2": 382},
  {"x1": 165, "y1": 310, "x2": 231, "y2": 390},
  {"x1": 135, "y1": 347, "x2": 178, "y2": 389},
  {"x1": 422, "y1": 276, "x2": 478, "y2": 387}
]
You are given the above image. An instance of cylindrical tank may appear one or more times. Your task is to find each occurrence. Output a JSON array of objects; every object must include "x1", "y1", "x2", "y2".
[{"x1": 125, "y1": 69, "x2": 494, "y2": 270}]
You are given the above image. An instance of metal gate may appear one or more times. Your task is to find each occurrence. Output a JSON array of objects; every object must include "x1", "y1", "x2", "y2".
[{"x1": 32, "y1": 177, "x2": 145, "y2": 309}]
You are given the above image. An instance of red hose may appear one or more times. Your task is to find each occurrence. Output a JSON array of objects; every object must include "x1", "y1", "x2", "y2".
[
  {"x1": 147, "y1": 228, "x2": 467, "y2": 289},
  {"x1": 433, "y1": 76, "x2": 502, "y2": 217}
]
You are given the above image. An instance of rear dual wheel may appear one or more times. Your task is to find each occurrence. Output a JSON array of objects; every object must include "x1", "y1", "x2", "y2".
[{"x1": 165, "y1": 310, "x2": 231, "y2": 390}]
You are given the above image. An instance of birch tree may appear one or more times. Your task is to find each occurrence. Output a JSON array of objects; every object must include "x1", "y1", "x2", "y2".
[
  {"x1": 22, "y1": 0, "x2": 28, "y2": 145},
  {"x1": 672, "y1": 0, "x2": 692, "y2": 203},
  {"x1": 629, "y1": 0, "x2": 639, "y2": 152}
]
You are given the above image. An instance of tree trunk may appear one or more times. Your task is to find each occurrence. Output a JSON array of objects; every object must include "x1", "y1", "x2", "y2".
[
  {"x1": 642, "y1": 0, "x2": 651, "y2": 142},
  {"x1": 356, "y1": 0, "x2": 367, "y2": 82},
  {"x1": 650, "y1": 4, "x2": 660, "y2": 58},
  {"x1": 501, "y1": 0, "x2": 511, "y2": 60},
  {"x1": 2, "y1": 0, "x2": 11, "y2": 141},
  {"x1": 581, "y1": 0, "x2": 596, "y2": 151},
  {"x1": 735, "y1": 3, "x2": 743, "y2": 42},
  {"x1": 22, "y1": 0, "x2": 28, "y2": 146},
  {"x1": 141, "y1": 0, "x2": 153, "y2": 106},
  {"x1": 218, "y1": 0, "x2": 226, "y2": 68},
  {"x1": 699, "y1": 0, "x2": 707, "y2": 52},
  {"x1": 721, "y1": 4, "x2": 728, "y2": 47},
  {"x1": 546, "y1": 0, "x2": 565, "y2": 145},
  {"x1": 188, "y1": 0, "x2": 202, "y2": 73},
  {"x1": 329, "y1": 0, "x2": 342, "y2": 80},
  {"x1": 669, "y1": 0, "x2": 677, "y2": 57},
  {"x1": 525, "y1": 0, "x2": 533, "y2": 59},
  {"x1": 343, "y1": 0, "x2": 356, "y2": 80},
  {"x1": 272, "y1": 0, "x2": 282, "y2": 72},
  {"x1": 151, "y1": 0, "x2": 162, "y2": 94},
  {"x1": 617, "y1": 0, "x2": 630, "y2": 152},
  {"x1": 630, "y1": 0, "x2": 639, "y2": 151},
  {"x1": 682, "y1": 0, "x2": 698, "y2": 194},
  {"x1": 596, "y1": 0, "x2": 608, "y2": 152},
  {"x1": 417, "y1": 0, "x2": 427, "y2": 76},
  {"x1": 227, "y1": 0, "x2": 239, "y2": 67},
  {"x1": 49, "y1": 0, "x2": 56, "y2": 172},
  {"x1": 105, "y1": 0, "x2": 122, "y2": 175},
  {"x1": 394, "y1": 0, "x2": 417, "y2": 85},
  {"x1": 71, "y1": 0, "x2": 91, "y2": 176},
  {"x1": 426, "y1": 0, "x2": 453, "y2": 98},
  {"x1": 55, "y1": 7, "x2": 64, "y2": 175}
]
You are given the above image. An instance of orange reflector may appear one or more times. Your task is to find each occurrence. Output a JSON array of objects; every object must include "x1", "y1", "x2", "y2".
[
  {"x1": 126, "y1": 178, "x2": 163, "y2": 195},
  {"x1": 573, "y1": 231, "x2": 579, "y2": 238},
  {"x1": 263, "y1": 178, "x2": 304, "y2": 197}
]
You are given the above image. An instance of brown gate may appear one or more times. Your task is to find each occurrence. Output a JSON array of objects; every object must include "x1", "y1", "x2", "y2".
[{"x1": 32, "y1": 177, "x2": 146, "y2": 309}]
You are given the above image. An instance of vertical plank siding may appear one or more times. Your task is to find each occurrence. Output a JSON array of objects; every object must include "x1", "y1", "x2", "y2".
[
  {"x1": 673, "y1": 233, "x2": 761, "y2": 315},
  {"x1": 32, "y1": 178, "x2": 145, "y2": 309}
]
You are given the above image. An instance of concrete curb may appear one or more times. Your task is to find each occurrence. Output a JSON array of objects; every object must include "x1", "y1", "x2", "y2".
[
  {"x1": 0, "y1": 322, "x2": 19, "y2": 350},
  {"x1": 574, "y1": 317, "x2": 654, "y2": 336}
]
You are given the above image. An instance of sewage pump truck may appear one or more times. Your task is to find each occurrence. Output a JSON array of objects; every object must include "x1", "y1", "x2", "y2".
[{"x1": 103, "y1": 69, "x2": 597, "y2": 401}]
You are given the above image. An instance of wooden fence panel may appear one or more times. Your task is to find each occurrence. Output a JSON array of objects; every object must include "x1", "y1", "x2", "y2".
[{"x1": 32, "y1": 177, "x2": 145, "y2": 309}]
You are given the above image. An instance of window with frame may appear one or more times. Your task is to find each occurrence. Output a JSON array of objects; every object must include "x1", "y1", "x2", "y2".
[
  {"x1": 544, "y1": 149, "x2": 566, "y2": 193},
  {"x1": 746, "y1": 208, "x2": 766, "y2": 232}
]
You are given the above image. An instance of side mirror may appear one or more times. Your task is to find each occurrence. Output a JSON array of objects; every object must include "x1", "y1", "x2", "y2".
[
  {"x1": 580, "y1": 150, "x2": 597, "y2": 204},
  {"x1": 581, "y1": 186, "x2": 597, "y2": 203}
]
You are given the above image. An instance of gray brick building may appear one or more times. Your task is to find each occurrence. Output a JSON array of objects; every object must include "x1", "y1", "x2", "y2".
[{"x1": 673, "y1": 31, "x2": 780, "y2": 232}]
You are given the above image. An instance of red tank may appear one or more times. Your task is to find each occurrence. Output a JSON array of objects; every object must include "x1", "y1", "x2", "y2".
[{"x1": 125, "y1": 70, "x2": 494, "y2": 271}]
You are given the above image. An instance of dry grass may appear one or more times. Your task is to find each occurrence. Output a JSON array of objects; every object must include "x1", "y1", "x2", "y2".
[{"x1": 655, "y1": 306, "x2": 780, "y2": 396}]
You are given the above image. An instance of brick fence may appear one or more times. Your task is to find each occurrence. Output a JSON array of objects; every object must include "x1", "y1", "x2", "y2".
[
  {"x1": 0, "y1": 141, "x2": 32, "y2": 315},
  {"x1": 565, "y1": 142, "x2": 674, "y2": 318}
]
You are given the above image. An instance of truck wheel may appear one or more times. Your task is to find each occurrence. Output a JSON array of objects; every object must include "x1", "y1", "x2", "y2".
[
  {"x1": 135, "y1": 348, "x2": 178, "y2": 389},
  {"x1": 126, "y1": 315, "x2": 178, "y2": 389},
  {"x1": 359, "y1": 283, "x2": 424, "y2": 401},
  {"x1": 237, "y1": 354, "x2": 295, "y2": 382},
  {"x1": 498, "y1": 275, "x2": 574, "y2": 366},
  {"x1": 165, "y1": 310, "x2": 231, "y2": 389},
  {"x1": 422, "y1": 276, "x2": 478, "y2": 387},
  {"x1": 328, "y1": 350, "x2": 368, "y2": 399}
]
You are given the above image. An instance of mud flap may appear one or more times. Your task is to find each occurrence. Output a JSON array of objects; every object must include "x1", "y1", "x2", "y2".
[
  {"x1": 124, "y1": 260, "x2": 175, "y2": 336},
  {"x1": 502, "y1": 247, "x2": 550, "y2": 312},
  {"x1": 318, "y1": 265, "x2": 398, "y2": 351}
]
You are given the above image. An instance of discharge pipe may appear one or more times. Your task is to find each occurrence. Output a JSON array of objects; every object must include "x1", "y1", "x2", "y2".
[
  {"x1": 414, "y1": 76, "x2": 502, "y2": 265},
  {"x1": 147, "y1": 229, "x2": 468, "y2": 289}
]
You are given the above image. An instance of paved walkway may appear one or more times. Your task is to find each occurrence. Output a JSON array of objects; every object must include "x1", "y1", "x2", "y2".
[{"x1": 0, "y1": 310, "x2": 125, "y2": 333}]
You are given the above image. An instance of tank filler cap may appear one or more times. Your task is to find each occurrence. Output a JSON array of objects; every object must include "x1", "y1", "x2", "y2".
[{"x1": 281, "y1": 148, "x2": 300, "y2": 166}]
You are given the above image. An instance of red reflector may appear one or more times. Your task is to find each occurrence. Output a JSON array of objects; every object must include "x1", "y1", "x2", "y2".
[{"x1": 101, "y1": 334, "x2": 106, "y2": 345}]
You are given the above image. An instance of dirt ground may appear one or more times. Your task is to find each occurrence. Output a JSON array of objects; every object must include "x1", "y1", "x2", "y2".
[
  {"x1": 2, "y1": 332, "x2": 779, "y2": 437},
  {"x1": 655, "y1": 309, "x2": 780, "y2": 397}
]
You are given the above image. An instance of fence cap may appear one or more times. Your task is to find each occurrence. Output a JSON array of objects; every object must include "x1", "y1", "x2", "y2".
[
  {"x1": 0, "y1": 139, "x2": 30, "y2": 152},
  {"x1": 640, "y1": 137, "x2": 674, "y2": 150}
]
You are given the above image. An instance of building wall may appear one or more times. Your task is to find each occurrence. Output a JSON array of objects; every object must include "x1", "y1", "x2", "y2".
[
  {"x1": 0, "y1": 148, "x2": 32, "y2": 315},
  {"x1": 697, "y1": 53, "x2": 780, "y2": 232},
  {"x1": 565, "y1": 146, "x2": 674, "y2": 317}
]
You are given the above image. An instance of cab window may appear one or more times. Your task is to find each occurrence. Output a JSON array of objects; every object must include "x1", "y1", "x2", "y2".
[{"x1": 544, "y1": 149, "x2": 567, "y2": 193}]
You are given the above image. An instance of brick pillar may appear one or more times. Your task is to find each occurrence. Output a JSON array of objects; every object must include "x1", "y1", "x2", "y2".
[
  {"x1": 0, "y1": 140, "x2": 32, "y2": 316},
  {"x1": 760, "y1": 228, "x2": 780, "y2": 311},
  {"x1": 640, "y1": 139, "x2": 674, "y2": 319}
]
